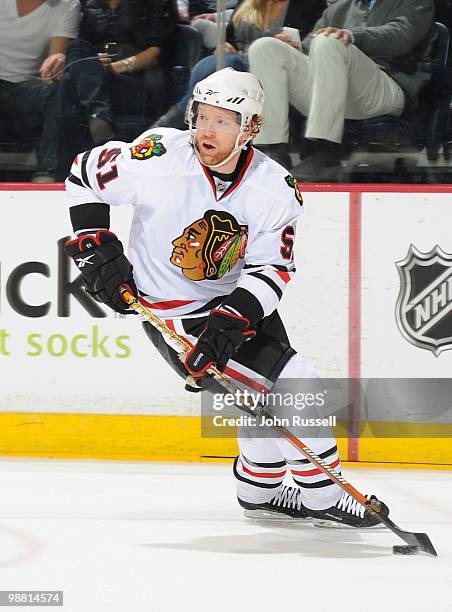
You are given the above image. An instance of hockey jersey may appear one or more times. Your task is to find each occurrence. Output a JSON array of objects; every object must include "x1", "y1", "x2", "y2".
[{"x1": 65, "y1": 128, "x2": 303, "y2": 320}]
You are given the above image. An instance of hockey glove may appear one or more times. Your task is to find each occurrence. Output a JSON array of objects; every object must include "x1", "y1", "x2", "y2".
[
  {"x1": 185, "y1": 308, "x2": 256, "y2": 377},
  {"x1": 64, "y1": 230, "x2": 137, "y2": 314}
]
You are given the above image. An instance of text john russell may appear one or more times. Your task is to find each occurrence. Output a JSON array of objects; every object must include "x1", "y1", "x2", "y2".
[{"x1": 212, "y1": 415, "x2": 337, "y2": 428}]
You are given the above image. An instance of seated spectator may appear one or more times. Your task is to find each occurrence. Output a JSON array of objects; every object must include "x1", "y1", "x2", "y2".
[
  {"x1": 0, "y1": 0, "x2": 81, "y2": 183},
  {"x1": 152, "y1": 0, "x2": 326, "y2": 150},
  {"x1": 248, "y1": 0, "x2": 436, "y2": 180},
  {"x1": 37, "y1": 0, "x2": 178, "y2": 182},
  {"x1": 177, "y1": 0, "x2": 190, "y2": 23},
  {"x1": 177, "y1": 0, "x2": 220, "y2": 23}
]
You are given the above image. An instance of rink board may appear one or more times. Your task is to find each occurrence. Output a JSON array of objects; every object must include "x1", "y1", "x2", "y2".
[
  {"x1": 1, "y1": 412, "x2": 452, "y2": 466},
  {"x1": 0, "y1": 184, "x2": 451, "y2": 465}
]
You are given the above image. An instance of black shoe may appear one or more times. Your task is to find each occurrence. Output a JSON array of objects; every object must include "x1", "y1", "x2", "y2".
[
  {"x1": 151, "y1": 105, "x2": 186, "y2": 129},
  {"x1": 307, "y1": 492, "x2": 389, "y2": 529},
  {"x1": 254, "y1": 144, "x2": 292, "y2": 169},
  {"x1": 239, "y1": 485, "x2": 309, "y2": 520},
  {"x1": 88, "y1": 115, "x2": 115, "y2": 145},
  {"x1": 292, "y1": 155, "x2": 344, "y2": 182},
  {"x1": 31, "y1": 172, "x2": 56, "y2": 184},
  {"x1": 293, "y1": 138, "x2": 347, "y2": 181}
]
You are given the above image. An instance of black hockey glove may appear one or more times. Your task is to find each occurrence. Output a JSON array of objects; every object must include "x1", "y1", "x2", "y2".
[
  {"x1": 185, "y1": 308, "x2": 256, "y2": 377},
  {"x1": 64, "y1": 230, "x2": 137, "y2": 314}
]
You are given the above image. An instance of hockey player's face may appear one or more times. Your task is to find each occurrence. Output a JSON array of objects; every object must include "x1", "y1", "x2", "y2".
[
  {"x1": 170, "y1": 219, "x2": 209, "y2": 280},
  {"x1": 195, "y1": 104, "x2": 242, "y2": 166}
]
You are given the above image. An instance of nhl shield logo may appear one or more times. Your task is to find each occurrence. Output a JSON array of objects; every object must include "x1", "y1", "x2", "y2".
[{"x1": 396, "y1": 245, "x2": 452, "y2": 356}]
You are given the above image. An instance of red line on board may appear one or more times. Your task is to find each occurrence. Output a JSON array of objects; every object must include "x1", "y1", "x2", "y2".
[{"x1": 348, "y1": 192, "x2": 362, "y2": 462}]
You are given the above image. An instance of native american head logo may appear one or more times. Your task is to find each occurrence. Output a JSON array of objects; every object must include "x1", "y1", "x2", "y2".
[
  {"x1": 130, "y1": 134, "x2": 166, "y2": 160},
  {"x1": 396, "y1": 245, "x2": 452, "y2": 356},
  {"x1": 170, "y1": 210, "x2": 248, "y2": 281},
  {"x1": 285, "y1": 174, "x2": 303, "y2": 205}
]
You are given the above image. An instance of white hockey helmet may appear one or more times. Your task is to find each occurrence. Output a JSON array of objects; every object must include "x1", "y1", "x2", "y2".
[{"x1": 187, "y1": 67, "x2": 264, "y2": 132}]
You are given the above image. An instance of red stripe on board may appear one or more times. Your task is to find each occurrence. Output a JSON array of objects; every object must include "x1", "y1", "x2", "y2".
[
  {"x1": 241, "y1": 462, "x2": 286, "y2": 479},
  {"x1": 0, "y1": 183, "x2": 66, "y2": 190},
  {"x1": 297, "y1": 183, "x2": 452, "y2": 193},
  {"x1": 138, "y1": 297, "x2": 195, "y2": 310},
  {"x1": 348, "y1": 192, "x2": 361, "y2": 462},
  {"x1": 291, "y1": 456, "x2": 341, "y2": 478}
]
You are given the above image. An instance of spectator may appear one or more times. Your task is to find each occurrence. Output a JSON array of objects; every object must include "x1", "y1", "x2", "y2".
[
  {"x1": 152, "y1": 0, "x2": 326, "y2": 149},
  {"x1": 248, "y1": 0, "x2": 436, "y2": 180},
  {"x1": 0, "y1": 0, "x2": 81, "y2": 183},
  {"x1": 177, "y1": 0, "x2": 191, "y2": 23},
  {"x1": 177, "y1": 0, "x2": 220, "y2": 23},
  {"x1": 36, "y1": 0, "x2": 178, "y2": 182},
  {"x1": 190, "y1": 1, "x2": 238, "y2": 52}
]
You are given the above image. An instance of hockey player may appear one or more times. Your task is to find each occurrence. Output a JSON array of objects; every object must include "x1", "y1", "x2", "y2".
[{"x1": 65, "y1": 68, "x2": 387, "y2": 527}]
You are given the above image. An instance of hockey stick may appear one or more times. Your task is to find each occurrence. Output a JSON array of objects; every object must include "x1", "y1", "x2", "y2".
[{"x1": 119, "y1": 286, "x2": 437, "y2": 556}]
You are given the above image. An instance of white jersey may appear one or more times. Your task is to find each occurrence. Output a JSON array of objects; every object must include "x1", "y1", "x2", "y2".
[{"x1": 66, "y1": 128, "x2": 303, "y2": 319}]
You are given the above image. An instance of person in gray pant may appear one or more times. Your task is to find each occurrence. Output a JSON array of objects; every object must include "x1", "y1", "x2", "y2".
[{"x1": 248, "y1": 0, "x2": 436, "y2": 181}]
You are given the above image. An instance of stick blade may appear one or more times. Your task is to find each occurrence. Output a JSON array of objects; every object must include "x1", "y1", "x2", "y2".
[
  {"x1": 367, "y1": 512, "x2": 438, "y2": 556},
  {"x1": 384, "y1": 517, "x2": 437, "y2": 556},
  {"x1": 409, "y1": 532, "x2": 438, "y2": 556}
]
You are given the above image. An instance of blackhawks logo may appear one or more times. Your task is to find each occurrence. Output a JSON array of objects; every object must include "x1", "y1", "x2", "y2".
[
  {"x1": 130, "y1": 134, "x2": 166, "y2": 160},
  {"x1": 170, "y1": 210, "x2": 248, "y2": 281},
  {"x1": 285, "y1": 174, "x2": 303, "y2": 205}
]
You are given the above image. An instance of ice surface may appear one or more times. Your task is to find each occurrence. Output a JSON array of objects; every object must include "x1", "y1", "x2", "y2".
[{"x1": 0, "y1": 459, "x2": 450, "y2": 612}]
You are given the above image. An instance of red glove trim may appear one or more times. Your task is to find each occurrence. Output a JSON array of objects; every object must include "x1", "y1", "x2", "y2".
[
  {"x1": 242, "y1": 330, "x2": 256, "y2": 338},
  {"x1": 65, "y1": 230, "x2": 117, "y2": 252},
  {"x1": 210, "y1": 308, "x2": 251, "y2": 329}
]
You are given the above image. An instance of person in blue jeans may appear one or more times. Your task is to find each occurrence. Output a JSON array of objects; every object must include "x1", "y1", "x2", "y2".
[
  {"x1": 37, "y1": 0, "x2": 178, "y2": 181},
  {"x1": 160, "y1": 52, "x2": 248, "y2": 124},
  {"x1": 152, "y1": 0, "x2": 325, "y2": 168}
]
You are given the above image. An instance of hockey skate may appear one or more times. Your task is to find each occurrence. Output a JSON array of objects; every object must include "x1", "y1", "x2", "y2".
[
  {"x1": 238, "y1": 485, "x2": 310, "y2": 520},
  {"x1": 307, "y1": 491, "x2": 389, "y2": 529}
]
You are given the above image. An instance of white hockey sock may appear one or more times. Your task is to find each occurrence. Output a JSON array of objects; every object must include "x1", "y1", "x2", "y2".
[
  {"x1": 287, "y1": 444, "x2": 343, "y2": 510},
  {"x1": 233, "y1": 455, "x2": 287, "y2": 505}
]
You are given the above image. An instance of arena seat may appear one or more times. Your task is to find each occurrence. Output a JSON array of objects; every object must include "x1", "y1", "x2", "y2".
[{"x1": 342, "y1": 22, "x2": 450, "y2": 163}]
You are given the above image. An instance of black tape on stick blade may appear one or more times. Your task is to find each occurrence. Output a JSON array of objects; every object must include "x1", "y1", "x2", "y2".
[{"x1": 393, "y1": 545, "x2": 419, "y2": 555}]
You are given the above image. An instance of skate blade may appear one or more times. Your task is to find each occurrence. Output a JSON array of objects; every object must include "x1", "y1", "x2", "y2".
[
  {"x1": 244, "y1": 509, "x2": 310, "y2": 521},
  {"x1": 312, "y1": 518, "x2": 386, "y2": 530}
]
